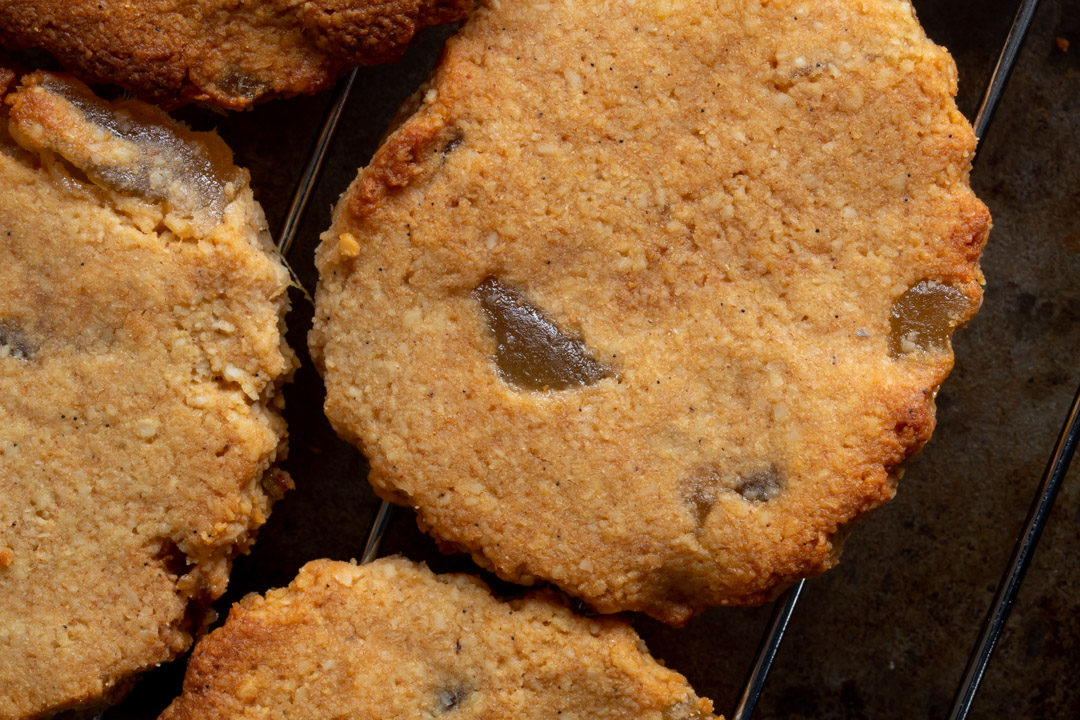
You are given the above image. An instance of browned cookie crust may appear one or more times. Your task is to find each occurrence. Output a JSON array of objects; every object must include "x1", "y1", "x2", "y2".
[
  {"x1": 311, "y1": 0, "x2": 990, "y2": 624},
  {"x1": 0, "y1": 0, "x2": 471, "y2": 109},
  {"x1": 160, "y1": 557, "x2": 719, "y2": 720},
  {"x1": 0, "y1": 71, "x2": 294, "y2": 718}
]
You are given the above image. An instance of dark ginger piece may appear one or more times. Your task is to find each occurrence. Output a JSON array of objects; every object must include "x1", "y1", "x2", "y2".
[
  {"x1": 0, "y1": 320, "x2": 33, "y2": 360},
  {"x1": 682, "y1": 470, "x2": 720, "y2": 525},
  {"x1": 889, "y1": 280, "x2": 976, "y2": 356},
  {"x1": 474, "y1": 277, "x2": 611, "y2": 391},
  {"x1": 735, "y1": 467, "x2": 782, "y2": 502},
  {"x1": 5, "y1": 72, "x2": 237, "y2": 237},
  {"x1": 681, "y1": 464, "x2": 782, "y2": 525},
  {"x1": 434, "y1": 685, "x2": 469, "y2": 713}
]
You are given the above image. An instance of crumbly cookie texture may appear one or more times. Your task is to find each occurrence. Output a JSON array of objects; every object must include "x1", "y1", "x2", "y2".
[
  {"x1": 0, "y1": 0, "x2": 471, "y2": 109},
  {"x1": 160, "y1": 557, "x2": 719, "y2": 720},
  {"x1": 0, "y1": 71, "x2": 294, "y2": 718},
  {"x1": 311, "y1": 0, "x2": 990, "y2": 624}
]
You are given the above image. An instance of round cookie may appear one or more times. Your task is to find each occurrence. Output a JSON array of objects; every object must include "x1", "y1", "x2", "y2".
[
  {"x1": 0, "y1": 0, "x2": 471, "y2": 109},
  {"x1": 0, "y1": 71, "x2": 294, "y2": 717},
  {"x1": 311, "y1": 0, "x2": 990, "y2": 623},
  {"x1": 160, "y1": 557, "x2": 718, "y2": 720}
]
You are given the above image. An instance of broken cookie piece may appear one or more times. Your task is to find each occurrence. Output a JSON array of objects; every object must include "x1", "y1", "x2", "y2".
[
  {"x1": 0, "y1": 0, "x2": 471, "y2": 109},
  {"x1": 159, "y1": 558, "x2": 719, "y2": 720},
  {"x1": 0, "y1": 71, "x2": 294, "y2": 718}
]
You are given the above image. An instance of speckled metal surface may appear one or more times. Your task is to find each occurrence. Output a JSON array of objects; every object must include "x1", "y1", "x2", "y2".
[{"x1": 51, "y1": 0, "x2": 1077, "y2": 716}]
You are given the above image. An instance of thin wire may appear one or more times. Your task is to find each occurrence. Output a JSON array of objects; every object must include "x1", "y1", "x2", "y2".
[
  {"x1": 361, "y1": 500, "x2": 394, "y2": 561},
  {"x1": 971, "y1": 0, "x2": 1042, "y2": 143},
  {"x1": 266, "y1": 67, "x2": 391, "y2": 561},
  {"x1": 361, "y1": 501, "x2": 394, "y2": 564},
  {"x1": 948, "y1": 385, "x2": 1080, "y2": 719},
  {"x1": 730, "y1": 580, "x2": 805, "y2": 720},
  {"x1": 275, "y1": 68, "x2": 358, "y2": 255}
]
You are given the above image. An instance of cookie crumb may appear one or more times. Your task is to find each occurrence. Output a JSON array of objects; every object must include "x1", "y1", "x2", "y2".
[{"x1": 337, "y1": 232, "x2": 361, "y2": 260}]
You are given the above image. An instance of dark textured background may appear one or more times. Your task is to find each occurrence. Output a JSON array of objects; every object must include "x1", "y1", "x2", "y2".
[{"x1": 79, "y1": 0, "x2": 1079, "y2": 716}]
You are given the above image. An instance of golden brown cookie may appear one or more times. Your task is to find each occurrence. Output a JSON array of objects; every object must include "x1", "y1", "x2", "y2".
[
  {"x1": 310, "y1": 0, "x2": 990, "y2": 624},
  {"x1": 0, "y1": 71, "x2": 293, "y2": 718},
  {"x1": 0, "y1": 0, "x2": 471, "y2": 109},
  {"x1": 160, "y1": 557, "x2": 719, "y2": 720}
]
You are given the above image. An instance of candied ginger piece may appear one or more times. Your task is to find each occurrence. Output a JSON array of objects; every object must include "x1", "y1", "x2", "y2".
[
  {"x1": 5, "y1": 72, "x2": 237, "y2": 237},
  {"x1": 474, "y1": 277, "x2": 610, "y2": 391},
  {"x1": 889, "y1": 280, "x2": 974, "y2": 356}
]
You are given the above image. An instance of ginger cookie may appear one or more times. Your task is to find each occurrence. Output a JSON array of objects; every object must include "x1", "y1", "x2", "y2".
[{"x1": 311, "y1": 0, "x2": 990, "y2": 623}]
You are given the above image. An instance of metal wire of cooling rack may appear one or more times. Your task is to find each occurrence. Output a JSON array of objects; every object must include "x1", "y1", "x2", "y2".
[
  {"x1": 270, "y1": 1, "x2": 1073, "y2": 716},
  {"x1": 275, "y1": 68, "x2": 358, "y2": 256}
]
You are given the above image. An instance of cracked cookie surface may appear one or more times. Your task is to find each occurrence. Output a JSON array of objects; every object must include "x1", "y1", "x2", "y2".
[
  {"x1": 0, "y1": 0, "x2": 470, "y2": 109},
  {"x1": 160, "y1": 557, "x2": 718, "y2": 720},
  {"x1": 0, "y1": 71, "x2": 293, "y2": 718},
  {"x1": 311, "y1": 0, "x2": 990, "y2": 623}
]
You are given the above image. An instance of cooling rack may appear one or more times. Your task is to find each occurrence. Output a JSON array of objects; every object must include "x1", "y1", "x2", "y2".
[{"x1": 95, "y1": 0, "x2": 1079, "y2": 715}]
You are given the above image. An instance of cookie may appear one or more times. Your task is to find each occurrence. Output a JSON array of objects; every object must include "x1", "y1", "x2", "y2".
[
  {"x1": 0, "y1": 71, "x2": 294, "y2": 717},
  {"x1": 0, "y1": 0, "x2": 471, "y2": 109},
  {"x1": 160, "y1": 557, "x2": 718, "y2": 720},
  {"x1": 310, "y1": 0, "x2": 990, "y2": 623}
]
